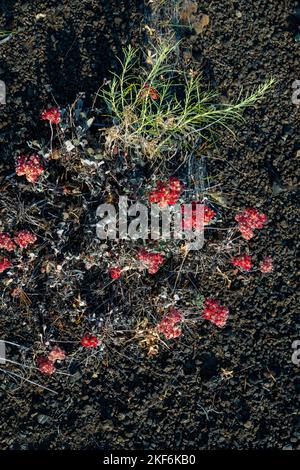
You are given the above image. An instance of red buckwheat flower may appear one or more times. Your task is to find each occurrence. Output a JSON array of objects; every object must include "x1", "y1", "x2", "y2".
[
  {"x1": 0, "y1": 233, "x2": 15, "y2": 252},
  {"x1": 235, "y1": 207, "x2": 267, "y2": 240},
  {"x1": 204, "y1": 205, "x2": 217, "y2": 224},
  {"x1": 41, "y1": 107, "x2": 61, "y2": 124},
  {"x1": 167, "y1": 307, "x2": 183, "y2": 324},
  {"x1": 138, "y1": 249, "x2": 165, "y2": 274},
  {"x1": 231, "y1": 253, "x2": 252, "y2": 271},
  {"x1": 157, "y1": 307, "x2": 183, "y2": 340},
  {"x1": 149, "y1": 177, "x2": 183, "y2": 208},
  {"x1": 259, "y1": 256, "x2": 273, "y2": 273},
  {"x1": 160, "y1": 325, "x2": 182, "y2": 340},
  {"x1": 81, "y1": 333, "x2": 100, "y2": 348},
  {"x1": 202, "y1": 298, "x2": 229, "y2": 328},
  {"x1": 109, "y1": 267, "x2": 122, "y2": 279},
  {"x1": 141, "y1": 83, "x2": 159, "y2": 100},
  {"x1": 48, "y1": 346, "x2": 66, "y2": 362},
  {"x1": 16, "y1": 154, "x2": 44, "y2": 183},
  {"x1": 0, "y1": 257, "x2": 11, "y2": 273},
  {"x1": 181, "y1": 202, "x2": 216, "y2": 231},
  {"x1": 36, "y1": 356, "x2": 56, "y2": 375},
  {"x1": 14, "y1": 230, "x2": 37, "y2": 249}
]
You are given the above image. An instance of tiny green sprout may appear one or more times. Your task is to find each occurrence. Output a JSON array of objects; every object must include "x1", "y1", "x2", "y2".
[{"x1": 194, "y1": 294, "x2": 205, "y2": 308}]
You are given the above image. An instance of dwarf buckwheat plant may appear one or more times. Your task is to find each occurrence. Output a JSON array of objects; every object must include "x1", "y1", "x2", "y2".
[
  {"x1": 41, "y1": 107, "x2": 61, "y2": 125},
  {"x1": 138, "y1": 249, "x2": 165, "y2": 274},
  {"x1": 231, "y1": 253, "x2": 252, "y2": 271},
  {"x1": 259, "y1": 256, "x2": 273, "y2": 273},
  {"x1": 0, "y1": 233, "x2": 15, "y2": 252},
  {"x1": 48, "y1": 346, "x2": 66, "y2": 362},
  {"x1": 0, "y1": 257, "x2": 11, "y2": 273},
  {"x1": 149, "y1": 177, "x2": 183, "y2": 208},
  {"x1": 36, "y1": 356, "x2": 56, "y2": 375},
  {"x1": 202, "y1": 298, "x2": 229, "y2": 328},
  {"x1": 235, "y1": 208, "x2": 267, "y2": 240},
  {"x1": 15, "y1": 154, "x2": 44, "y2": 183},
  {"x1": 81, "y1": 334, "x2": 100, "y2": 348},
  {"x1": 14, "y1": 230, "x2": 37, "y2": 249},
  {"x1": 157, "y1": 307, "x2": 183, "y2": 340}
]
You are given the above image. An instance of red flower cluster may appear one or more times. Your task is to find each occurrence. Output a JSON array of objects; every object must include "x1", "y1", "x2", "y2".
[
  {"x1": 37, "y1": 346, "x2": 66, "y2": 375},
  {"x1": 14, "y1": 230, "x2": 37, "y2": 249},
  {"x1": 157, "y1": 307, "x2": 183, "y2": 340},
  {"x1": 149, "y1": 177, "x2": 183, "y2": 208},
  {"x1": 235, "y1": 208, "x2": 267, "y2": 240},
  {"x1": 259, "y1": 256, "x2": 273, "y2": 273},
  {"x1": 181, "y1": 202, "x2": 216, "y2": 230},
  {"x1": 0, "y1": 232, "x2": 15, "y2": 252},
  {"x1": 0, "y1": 230, "x2": 36, "y2": 251},
  {"x1": 16, "y1": 154, "x2": 44, "y2": 183},
  {"x1": 0, "y1": 231, "x2": 36, "y2": 273},
  {"x1": 109, "y1": 267, "x2": 122, "y2": 279},
  {"x1": 81, "y1": 333, "x2": 99, "y2": 348},
  {"x1": 36, "y1": 357, "x2": 55, "y2": 375},
  {"x1": 141, "y1": 84, "x2": 159, "y2": 100},
  {"x1": 0, "y1": 257, "x2": 11, "y2": 273},
  {"x1": 204, "y1": 205, "x2": 217, "y2": 224},
  {"x1": 41, "y1": 107, "x2": 61, "y2": 124},
  {"x1": 138, "y1": 249, "x2": 165, "y2": 274},
  {"x1": 202, "y1": 298, "x2": 229, "y2": 328},
  {"x1": 48, "y1": 345, "x2": 66, "y2": 362},
  {"x1": 231, "y1": 253, "x2": 252, "y2": 271}
]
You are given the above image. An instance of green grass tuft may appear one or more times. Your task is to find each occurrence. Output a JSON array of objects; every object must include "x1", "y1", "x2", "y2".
[{"x1": 98, "y1": 43, "x2": 275, "y2": 160}]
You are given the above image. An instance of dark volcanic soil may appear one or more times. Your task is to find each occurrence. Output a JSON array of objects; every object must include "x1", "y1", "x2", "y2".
[
  {"x1": 0, "y1": 0, "x2": 142, "y2": 156},
  {"x1": 0, "y1": 0, "x2": 299, "y2": 450}
]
